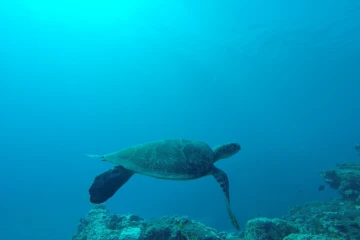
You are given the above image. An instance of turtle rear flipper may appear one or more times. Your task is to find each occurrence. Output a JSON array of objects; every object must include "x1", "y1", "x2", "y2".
[
  {"x1": 89, "y1": 166, "x2": 134, "y2": 204},
  {"x1": 211, "y1": 166, "x2": 240, "y2": 231},
  {"x1": 86, "y1": 154, "x2": 106, "y2": 161}
]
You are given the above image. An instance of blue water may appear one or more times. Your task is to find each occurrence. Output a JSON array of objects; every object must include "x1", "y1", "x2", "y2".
[{"x1": 1, "y1": 0, "x2": 360, "y2": 239}]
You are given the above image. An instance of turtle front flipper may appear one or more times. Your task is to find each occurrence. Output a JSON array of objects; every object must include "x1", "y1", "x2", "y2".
[
  {"x1": 211, "y1": 166, "x2": 240, "y2": 231},
  {"x1": 88, "y1": 166, "x2": 134, "y2": 204}
]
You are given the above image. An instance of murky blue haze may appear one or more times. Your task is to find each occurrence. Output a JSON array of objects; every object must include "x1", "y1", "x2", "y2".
[{"x1": 0, "y1": 0, "x2": 359, "y2": 239}]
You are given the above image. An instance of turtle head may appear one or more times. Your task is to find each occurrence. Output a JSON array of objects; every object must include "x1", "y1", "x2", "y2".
[{"x1": 212, "y1": 143, "x2": 241, "y2": 162}]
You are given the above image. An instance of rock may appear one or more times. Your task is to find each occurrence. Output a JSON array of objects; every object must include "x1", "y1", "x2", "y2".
[
  {"x1": 72, "y1": 198, "x2": 360, "y2": 240},
  {"x1": 72, "y1": 205, "x2": 146, "y2": 240},
  {"x1": 319, "y1": 163, "x2": 360, "y2": 204},
  {"x1": 140, "y1": 215, "x2": 225, "y2": 240},
  {"x1": 71, "y1": 205, "x2": 242, "y2": 240},
  {"x1": 243, "y1": 217, "x2": 298, "y2": 240},
  {"x1": 283, "y1": 233, "x2": 342, "y2": 240},
  {"x1": 119, "y1": 227, "x2": 142, "y2": 240},
  {"x1": 283, "y1": 199, "x2": 360, "y2": 239}
]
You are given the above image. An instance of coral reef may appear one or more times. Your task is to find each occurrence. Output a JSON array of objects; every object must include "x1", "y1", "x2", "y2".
[
  {"x1": 283, "y1": 234, "x2": 340, "y2": 240},
  {"x1": 320, "y1": 163, "x2": 360, "y2": 204},
  {"x1": 72, "y1": 198, "x2": 360, "y2": 240},
  {"x1": 73, "y1": 162, "x2": 360, "y2": 240},
  {"x1": 283, "y1": 199, "x2": 360, "y2": 239},
  {"x1": 243, "y1": 217, "x2": 298, "y2": 240},
  {"x1": 72, "y1": 204, "x2": 241, "y2": 240}
]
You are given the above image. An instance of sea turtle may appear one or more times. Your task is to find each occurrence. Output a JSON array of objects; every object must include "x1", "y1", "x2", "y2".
[{"x1": 87, "y1": 138, "x2": 241, "y2": 230}]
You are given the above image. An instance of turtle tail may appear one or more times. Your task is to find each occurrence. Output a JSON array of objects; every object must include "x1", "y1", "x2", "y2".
[{"x1": 86, "y1": 154, "x2": 106, "y2": 161}]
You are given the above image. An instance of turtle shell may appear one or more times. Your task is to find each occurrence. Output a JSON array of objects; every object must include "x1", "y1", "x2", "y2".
[{"x1": 103, "y1": 139, "x2": 214, "y2": 179}]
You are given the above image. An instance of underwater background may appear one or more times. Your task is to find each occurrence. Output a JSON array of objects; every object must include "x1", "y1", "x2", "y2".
[{"x1": 1, "y1": 0, "x2": 360, "y2": 239}]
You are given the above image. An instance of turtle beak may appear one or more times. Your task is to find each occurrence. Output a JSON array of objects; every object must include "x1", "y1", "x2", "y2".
[{"x1": 231, "y1": 143, "x2": 241, "y2": 153}]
